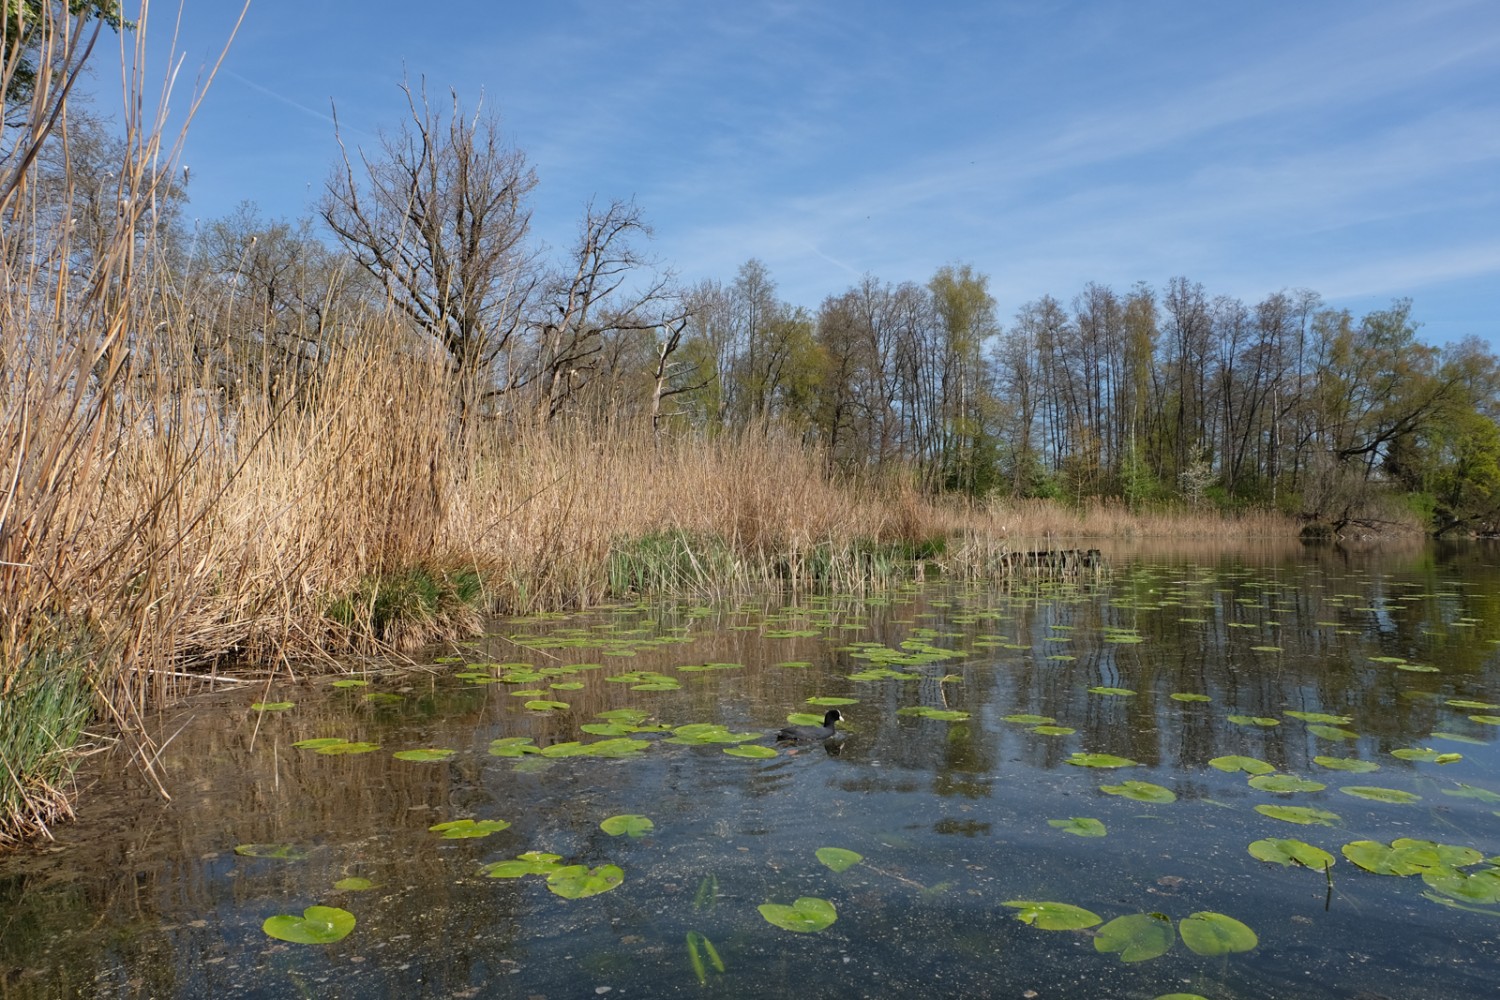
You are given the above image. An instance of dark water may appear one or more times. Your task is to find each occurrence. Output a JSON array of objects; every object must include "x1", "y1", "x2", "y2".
[{"x1": 5, "y1": 541, "x2": 1500, "y2": 1000}]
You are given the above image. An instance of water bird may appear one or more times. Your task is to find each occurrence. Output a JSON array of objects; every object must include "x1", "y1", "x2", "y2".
[{"x1": 776, "y1": 709, "x2": 843, "y2": 742}]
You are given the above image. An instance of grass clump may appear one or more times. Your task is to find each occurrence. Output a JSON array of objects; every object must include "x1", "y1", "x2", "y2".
[
  {"x1": 327, "y1": 568, "x2": 486, "y2": 651},
  {"x1": 0, "y1": 639, "x2": 95, "y2": 846}
]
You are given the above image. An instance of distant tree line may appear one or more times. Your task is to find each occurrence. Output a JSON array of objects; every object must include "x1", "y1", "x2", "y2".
[{"x1": 9, "y1": 39, "x2": 1498, "y2": 535}]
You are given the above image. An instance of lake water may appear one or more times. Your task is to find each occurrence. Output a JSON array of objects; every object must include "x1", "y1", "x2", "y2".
[{"x1": 4, "y1": 540, "x2": 1500, "y2": 999}]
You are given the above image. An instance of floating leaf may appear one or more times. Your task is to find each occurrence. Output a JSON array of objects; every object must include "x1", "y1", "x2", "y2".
[
  {"x1": 1227, "y1": 715, "x2": 1280, "y2": 727},
  {"x1": 480, "y1": 851, "x2": 564, "y2": 878},
  {"x1": 330, "y1": 679, "x2": 368, "y2": 689},
  {"x1": 1391, "y1": 748, "x2": 1462, "y2": 764},
  {"x1": 897, "y1": 706, "x2": 971, "y2": 721},
  {"x1": 333, "y1": 877, "x2": 375, "y2": 891},
  {"x1": 1170, "y1": 693, "x2": 1211, "y2": 703},
  {"x1": 488, "y1": 737, "x2": 539, "y2": 758},
  {"x1": 1422, "y1": 867, "x2": 1500, "y2": 905},
  {"x1": 524, "y1": 700, "x2": 571, "y2": 711},
  {"x1": 1179, "y1": 911, "x2": 1257, "y2": 956},
  {"x1": 1250, "y1": 646, "x2": 1282, "y2": 653},
  {"x1": 600, "y1": 814, "x2": 655, "y2": 838},
  {"x1": 816, "y1": 847, "x2": 863, "y2": 872},
  {"x1": 807, "y1": 697, "x2": 859, "y2": 706},
  {"x1": 758, "y1": 896, "x2": 837, "y2": 932},
  {"x1": 1094, "y1": 912, "x2": 1175, "y2": 962},
  {"x1": 1442, "y1": 784, "x2": 1500, "y2": 804},
  {"x1": 1248, "y1": 774, "x2": 1327, "y2": 794},
  {"x1": 724, "y1": 744, "x2": 778, "y2": 759},
  {"x1": 1210, "y1": 755, "x2": 1275, "y2": 775},
  {"x1": 1032, "y1": 725, "x2": 1076, "y2": 736},
  {"x1": 1285, "y1": 711, "x2": 1354, "y2": 725},
  {"x1": 1255, "y1": 804, "x2": 1339, "y2": 826},
  {"x1": 1089, "y1": 686, "x2": 1136, "y2": 697},
  {"x1": 1448, "y1": 699, "x2": 1500, "y2": 710},
  {"x1": 234, "y1": 843, "x2": 308, "y2": 860},
  {"x1": 251, "y1": 701, "x2": 294, "y2": 712},
  {"x1": 1468, "y1": 715, "x2": 1500, "y2": 726},
  {"x1": 292, "y1": 737, "x2": 348, "y2": 750},
  {"x1": 262, "y1": 905, "x2": 355, "y2": 944},
  {"x1": 1100, "y1": 780, "x2": 1176, "y2": 803},
  {"x1": 429, "y1": 818, "x2": 512, "y2": 839},
  {"x1": 1003, "y1": 714, "x2": 1055, "y2": 725},
  {"x1": 1248, "y1": 838, "x2": 1335, "y2": 869},
  {"x1": 1313, "y1": 756, "x2": 1378, "y2": 773},
  {"x1": 1049, "y1": 817, "x2": 1107, "y2": 837},
  {"x1": 1339, "y1": 786, "x2": 1420, "y2": 804},
  {"x1": 1067, "y1": 752, "x2": 1138, "y2": 769},
  {"x1": 547, "y1": 863, "x2": 624, "y2": 899},
  {"x1": 1306, "y1": 725, "x2": 1358, "y2": 740},
  {"x1": 393, "y1": 748, "x2": 455, "y2": 762},
  {"x1": 1002, "y1": 900, "x2": 1102, "y2": 930}
]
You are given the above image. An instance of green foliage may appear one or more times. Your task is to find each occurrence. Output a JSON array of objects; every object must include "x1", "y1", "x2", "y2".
[
  {"x1": 1002, "y1": 900, "x2": 1102, "y2": 930},
  {"x1": 325, "y1": 567, "x2": 485, "y2": 647},
  {"x1": 0, "y1": 638, "x2": 93, "y2": 841},
  {"x1": 262, "y1": 905, "x2": 355, "y2": 944},
  {"x1": 758, "y1": 896, "x2": 837, "y2": 932}
]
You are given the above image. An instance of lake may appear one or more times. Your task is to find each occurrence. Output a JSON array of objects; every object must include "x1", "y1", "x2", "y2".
[{"x1": 3, "y1": 540, "x2": 1499, "y2": 999}]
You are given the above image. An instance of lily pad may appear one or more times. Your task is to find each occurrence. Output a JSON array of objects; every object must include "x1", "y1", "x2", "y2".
[
  {"x1": 1227, "y1": 715, "x2": 1280, "y2": 727},
  {"x1": 262, "y1": 905, "x2": 355, "y2": 944},
  {"x1": 524, "y1": 700, "x2": 571, "y2": 711},
  {"x1": 1339, "y1": 786, "x2": 1421, "y2": 804},
  {"x1": 1391, "y1": 748, "x2": 1462, "y2": 764},
  {"x1": 1170, "y1": 693, "x2": 1211, "y2": 703},
  {"x1": 807, "y1": 697, "x2": 859, "y2": 706},
  {"x1": 816, "y1": 847, "x2": 863, "y2": 872},
  {"x1": 1003, "y1": 714, "x2": 1055, "y2": 725},
  {"x1": 547, "y1": 863, "x2": 625, "y2": 899},
  {"x1": 1089, "y1": 687, "x2": 1137, "y2": 697},
  {"x1": 1313, "y1": 756, "x2": 1379, "y2": 773},
  {"x1": 896, "y1": 706, "x2": 971, "y2": 721},
  {"x1": 393, "y1": 748, "x2": 456, "y2": 762},
  {"x1": 333, "y1": 877, "x2": 375, "y2": 891},
  {"x1": 1094, "y1": 912, "x2": 1175, "y2": 962},
  {"x1": 758, "y1": 896, "x2": 837, "y2": 932},
  {"x1": 480, "y1": 851, "x2": 564, "y2": 878},
  {"x1": 1002, "y1": 900, "x2": 1103, "y2": 931},
  {"x1": 1248, "y1": 838, "x2": 1335, "y2": 870},
  {"x1": 330, "y1": 679, "x2": 368, "y2": 688},
  {"x1": 1210, "y1": 755, "x2": 1275, "y2": 775},
  {"x1": 1255, "y1": 804, "x2": 1340, "y2": 826},
  {"x1": 251, "y1": 701, "x2": 294, "y2": 712},
  {"x1": 1100, "y1": 780, "x2": 1176, "y2": 803},
  {"x1": 429, "y1": 818, "x2": 512, "y2": 839},
  {"x1": 601, "y1": 814, "x2": 655, "y2": 838},
  {"x1": 724, "y1": 744, "x2": 778, "y2": 759},
  {"x1": 1067, "y1": 752, "x2": 1139, "y2": 769},
  {"x1": 1179, "y1": 911, "x2": 1257, "y2": 956},
  {"x1": 1248, "y1": 774, "x2": 1327, "y2": 794},
  {"x1": 1049, "y1": 817, "x2": 1107, "y2": 837},
  {"x1": 1032, "y1": 725, "x2": 1076, "y2": 736},
  {"x1": 488, "y1": 737, "x2": 539, "y2": 757},
  {"x1": 1285, "y1": 711, "x2": 1353, "y2": 725},
  {"x1": 234, "y1": 844, "x2": 308, "y2": 860},
  {"x1": 1307, "y1": 724, "x2": 1359, "y2": 740}
]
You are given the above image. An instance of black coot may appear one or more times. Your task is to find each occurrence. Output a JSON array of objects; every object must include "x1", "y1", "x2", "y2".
[{"x1": 776, "y1": 709, "x2": 843, "y2": 741}]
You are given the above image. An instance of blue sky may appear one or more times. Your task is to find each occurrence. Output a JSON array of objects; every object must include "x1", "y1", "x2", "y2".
[{"x1": 102, "y1": 0, "x2": 1500, "y2": 346}]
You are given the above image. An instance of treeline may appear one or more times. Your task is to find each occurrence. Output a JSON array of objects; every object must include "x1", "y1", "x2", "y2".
[{"x1": 11, "y1": 45, "x2": 1498, "y2": 535}]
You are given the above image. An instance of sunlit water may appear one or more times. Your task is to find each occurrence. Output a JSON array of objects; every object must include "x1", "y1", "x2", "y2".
[{"x1": 4, "y1": 541, "x2": 1500, "y2": 999}]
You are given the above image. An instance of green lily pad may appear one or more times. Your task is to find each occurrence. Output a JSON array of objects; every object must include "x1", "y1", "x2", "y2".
[
  {"x1": 330, "y1": 679, "x2": 369, "y2": 688},
  {"x1": 480, "y1": 851, "x2": 564, "y2": 878},
  {"x1": 1391, "y1": 748, "x2": 1462, "y2": 764},
  {"x1": 1032, "y1": 725, "x2": 1076, "y2": 736},
  {"x1": 1255, "y1": 804, "x2": 1339, "y2": 826},
  {"x1": 1470, "y1": 715, "x2": 1500, "y2": 726},
  {"x1": 234, "y1": 843, "x2": 308, "y2": 860},
  {"x1": 1067, "y1": 752, "x2": 1139, "y2": 769},
  {"x1": 758, "y1": 896, "x2": 837, "y2": 932},
  {"x1": 1002, "y1": 900, "x2": 1102, "y2": 930},
  {"x1": 1339, "y1": 786, "x2": 1421, "y2": 804},
  {"x1": 1285, "y1": 711, "x2": 1353, "y2": 725},
  {"x1": 896, "y1": 706, "x2": 971, "y2": 721},
  {"x1": 429, "y1": 818, "x2": 512, "y2": 839},
  {"x1": 547, "y1": 863, "x2": 625, "y2": 899},
  {"x1": 1093, "y1": 912, "x2": 1175, "y2": 962},
  {"x1": 1210, "y1": 755, "x2": 1275, "y2": 775},
  {"x1": 816, "y1": 847, "x2": 863, "y2": 872},
  {"x1": 1448, "y1": 699, "x2": 1500, "y2": 710},
  {"x1": 1049, "y1": 817, "x2": 1107, "y2": 837},
  {"x1": 1442, "y1": 784, "x2": 1500, "y2": 803},
  {"x1": 262, "y1": 905, "x2": 355, "y2": 944},
  {"x1": 251, "y1": 701, "x2": 294, "y2": 712},
  {"x1": 1170, "y1": 693, "x2": 1211, "y2": 703},
  {"x1": 1422, "y1": 867, "x2": 1500, "y2": 905},
  {"x1": 1313, "y1": 755, "x2": 1379, "y2": 773},
  {"x1": 393, "y1": 748, "x2": 456, "y2": 762},
  {"x1": 1227, "y1": 715, "x2": 1280, "y2": 727},
  {"x1": 333, "y1": 877, "x2": 375, "y2": 891},
  {"x1": 1248, "y1": 838, "x2": 1335, "y2": 869},
  {"x1": 807, "y1": 697, "x2": 859, "y2": 706},
  {"x1": 724, "y1": 744, "x2": 778, "y2": 759},
  {"x1": 488, "y1": 737, "x2": 539, "y2": 757},
  {"x1": 1307, "y1": 724, "x2": 1359, "y2": 740},
  {"x1": 1100, "y1": 780, "x2": 1176, "y2": 803},
  {"x1": 1003, "y1": 714, "x2": 1055, "y2": 725},
  {"x1": 600, "y1": 814, "x2": 655, "y2": 838},
  {"x1": 292, "y1": 737, "x2": 349, "y2": 750},
  {"x1": 1248, "y1": 774, "x2": 1327, "y2": 794},
  {"x1": 1089, "y1": 687, "x2": 1136, "y2": 697},
  {"x1": 524, "y1": 700, "x2": 571, "y2": 711},
  {"x1": 1179, "y1": 911, "x2": 1257, "y2": 956}
]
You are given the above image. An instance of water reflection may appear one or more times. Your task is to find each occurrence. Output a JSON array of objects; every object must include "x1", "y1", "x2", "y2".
[{"x1": 3, "y1": 541, "x2": 1500, "y2": 998}]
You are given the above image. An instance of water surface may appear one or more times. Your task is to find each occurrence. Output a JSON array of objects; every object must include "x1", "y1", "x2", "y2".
[{"x1": 4, "y1": 541, "x2": 1500, "y2": 999}]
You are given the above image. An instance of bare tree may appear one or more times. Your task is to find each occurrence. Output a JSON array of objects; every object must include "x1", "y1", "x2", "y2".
[{"x1": 321, "y1": 80, "x2": 539, "y2": 393}]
